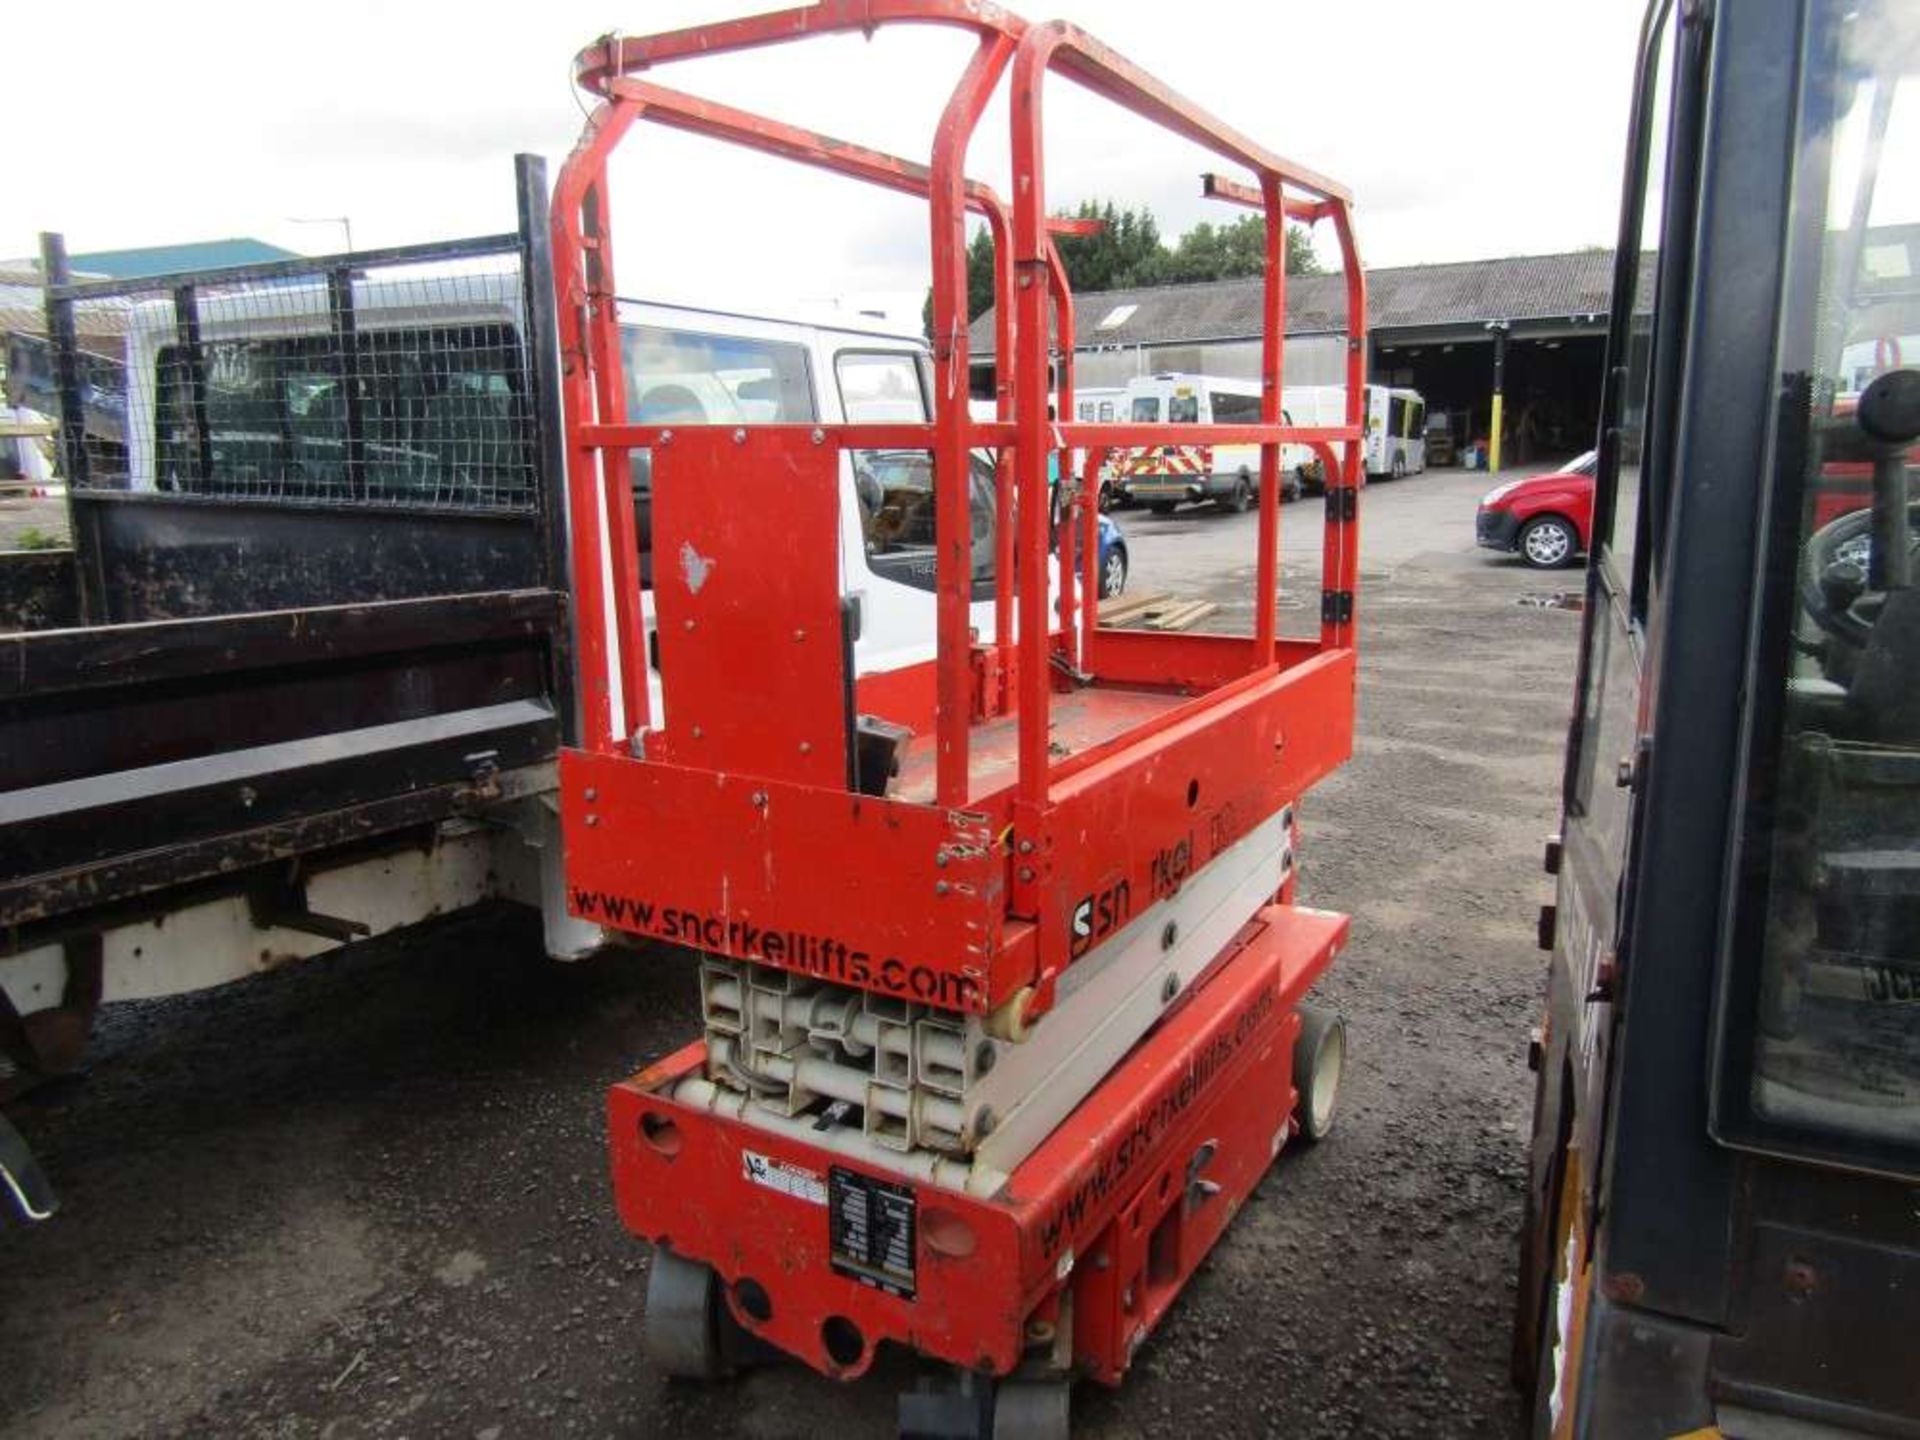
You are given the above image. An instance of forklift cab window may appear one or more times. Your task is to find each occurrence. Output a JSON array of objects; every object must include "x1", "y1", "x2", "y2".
[
  {"x1": 1600, "y1": 49, "x2": 1676, "y2": 600},
  {"x1": 1716, "y1": 0, "x2": 1920, "y2": 1172},
  {"x1": 1565, "y1": 0, "x2": 1678, "y2": 823}
]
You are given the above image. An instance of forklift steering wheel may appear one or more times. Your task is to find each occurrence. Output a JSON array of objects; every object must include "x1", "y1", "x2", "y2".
[{"x1": 1798, "y1": 502, "x2": 1920, "y2": 652}]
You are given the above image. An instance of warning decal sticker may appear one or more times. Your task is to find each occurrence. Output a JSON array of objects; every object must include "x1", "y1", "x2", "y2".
[{"x1": 742, "y1": 1150, "x2": 828, "y2": 1207}]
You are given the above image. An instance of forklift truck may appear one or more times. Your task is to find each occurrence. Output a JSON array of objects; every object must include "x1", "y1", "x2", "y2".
[
  {"x1": 1515, "y1": 0, "x2": 1920, "y2": 1433},
  {"x1": 550, "y1": 4, "x2": 1365, "y2": 1433}
]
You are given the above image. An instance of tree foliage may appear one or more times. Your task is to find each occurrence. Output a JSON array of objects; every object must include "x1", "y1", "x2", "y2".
[{"x1": 926, "y1": 199, "x2": 1323, "y2": 335}]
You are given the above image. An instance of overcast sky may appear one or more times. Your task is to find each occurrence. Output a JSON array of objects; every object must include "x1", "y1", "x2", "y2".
[{"x1": 9, "y1": 1, "x2": 1645, "y2": 323}]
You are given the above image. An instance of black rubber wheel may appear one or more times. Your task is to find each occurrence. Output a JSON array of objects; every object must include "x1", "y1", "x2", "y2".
[
  {"x1": 1518, "y1": 515, "x2": 1579, "y2": 569},
  {"x1": 1221, "y1": 474, "x2": 1255, "y2": 514},
  {"x1": 1291, "y1": 1003, "x2": 1347, "y2": 1143},
  {"x1": 644, "y1": 1247, "x2": 726, "y2": 1379},
  {"x1": 1096, "y1": 478, "x2": 1116, "y2": 513},
  {"x1": 1284, "y1": 470, "x2": 1304, "y2": 503},
  {"x1": 993, "y1": 1379, "x2": 1071, "y2": 1440}
]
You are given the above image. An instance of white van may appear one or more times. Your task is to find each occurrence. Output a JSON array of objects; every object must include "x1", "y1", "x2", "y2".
[
  {"x1": 1071, "y1": 385, "x2": 1127, "y2": 425},
  {"x1": 1112, "y1": 372, "x2": 1316, "y2": 514},
  {"x1": 617, "y1": 300, "x2": 1012, "y2": 726},
  {"x1": 1280, "y1": 384, "x2": 1347, "y2": 491}
]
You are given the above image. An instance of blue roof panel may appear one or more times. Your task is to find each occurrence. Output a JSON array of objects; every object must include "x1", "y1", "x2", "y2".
[{"x1": 69, "y1": 239, "x2": 298, "y2": 281}]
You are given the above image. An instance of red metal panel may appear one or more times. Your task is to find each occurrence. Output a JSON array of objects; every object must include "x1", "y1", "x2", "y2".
[
  {"x1": 1083, "y1": 629, "x2": 1266, "y2": 692},
  {"x1": 604, "y1": 904, "x2": 1347, "y2": 1384},
  {"x1": 645, "y1": 428, "x2": 848, "y2": 789},
  {"x1": 563, "y1": 750, "x2": 1015, "y2": 1013},
  {"x1": 855, "y1": 657, "x2": 938, "y2": 738},
  {"x1": 1030, "y1": 655, "x2": 1354, "y2": 992},
  {"x1": 609, "y1": 1038, "x2": 1031, "y2": 1379}
]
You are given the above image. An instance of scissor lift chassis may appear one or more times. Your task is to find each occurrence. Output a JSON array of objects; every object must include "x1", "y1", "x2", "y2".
[{"x1": 611, "y1": 906, "x2": 1346, "y2": 1390}]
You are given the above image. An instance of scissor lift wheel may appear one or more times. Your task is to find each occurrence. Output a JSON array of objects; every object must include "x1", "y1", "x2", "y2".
[
  {"x1": 1292, "y1": 1003, "x2": 1348, "y2": 1143},
  {"x1": 992, "y1": 1379, "x2": 1071, "y2": 1440},
  {"x1": 644, "y1": 1246, "x2": 727, "y2": 1379}
]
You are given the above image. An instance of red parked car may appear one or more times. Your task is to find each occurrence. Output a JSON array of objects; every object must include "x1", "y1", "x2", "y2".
[{"x1": 1475, "y1": 450, "x2": 1596, "y2": 568}]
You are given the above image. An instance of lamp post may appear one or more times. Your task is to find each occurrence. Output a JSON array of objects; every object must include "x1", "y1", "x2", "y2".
[
  {"x1": 287, "y1": 216, "x2": 355, "y2": 255},
  {"x1": 1486, "y1": 319, "x2": 1510, "y2": 473}
]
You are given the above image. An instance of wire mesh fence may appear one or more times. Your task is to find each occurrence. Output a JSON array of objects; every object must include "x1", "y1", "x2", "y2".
[{"x1": 44, "y1": 237, "x2": 540, "y2": 513}]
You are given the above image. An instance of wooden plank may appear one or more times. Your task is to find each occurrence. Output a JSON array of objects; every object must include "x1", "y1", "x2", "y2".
[
  {"x1": 1096, "y1": 589, "x2": 1168, "y2": 624},
  {"x1": 1146, "y1": 600, "x2": 1220, "y2": 632},
  {"x1": 1096, "y1": 591, "x2": 1225, "y2": 632}
]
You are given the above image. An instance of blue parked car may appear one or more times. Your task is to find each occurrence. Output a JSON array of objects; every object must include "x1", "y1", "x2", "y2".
[{"x1": 1093, "y1": 512, "x2": 1129, "y2": 598}]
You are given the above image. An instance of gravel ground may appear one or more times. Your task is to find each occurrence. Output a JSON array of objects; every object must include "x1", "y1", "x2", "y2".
[
  {"x1": 0, "y1": 465, "x2": 1582, "y2": 1439},
  {"x1": 0, "y1": 495, "x2": 69, "y2": 552}
]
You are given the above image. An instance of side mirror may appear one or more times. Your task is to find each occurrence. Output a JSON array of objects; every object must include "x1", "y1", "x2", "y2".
[{"x1": 1857, "y1": 368, "x2": 1920, "y2": 592}]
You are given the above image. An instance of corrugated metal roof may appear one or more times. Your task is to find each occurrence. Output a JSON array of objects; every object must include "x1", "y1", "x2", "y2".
[{"x1": 971, "y1": 247, "x2": 1654, "y2": 354}]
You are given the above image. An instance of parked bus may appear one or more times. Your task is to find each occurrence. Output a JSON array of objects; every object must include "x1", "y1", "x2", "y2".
[{"x1": 1363, "y1": 384, "x2": 1426, "y2": 480}]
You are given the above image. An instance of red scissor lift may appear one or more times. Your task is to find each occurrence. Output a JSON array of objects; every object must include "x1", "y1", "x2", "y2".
[{"x1": 552, "y1": 5, "x2": 1367, "y2": 1433}]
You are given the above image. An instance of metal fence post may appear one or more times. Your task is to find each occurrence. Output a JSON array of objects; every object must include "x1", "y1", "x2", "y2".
[{"x1": 516, "y1": 151, "x2": 579, "y2": 746}]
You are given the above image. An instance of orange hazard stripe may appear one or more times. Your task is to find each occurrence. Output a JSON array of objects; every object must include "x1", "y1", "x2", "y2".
[{"x1": 1120, "y1": 445, "x2": 1214, "y2": 477}]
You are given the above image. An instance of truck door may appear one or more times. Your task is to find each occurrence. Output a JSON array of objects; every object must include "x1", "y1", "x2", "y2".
[{"x1": 1516, "y1": 0, "x2": 1681, "y2": 1421}]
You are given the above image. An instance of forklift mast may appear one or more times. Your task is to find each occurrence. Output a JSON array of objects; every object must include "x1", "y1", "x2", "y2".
[
  {"x1": 548, "y1": 3, "x2": 1367, "y2": 1430},
  {"x1": 1517, "y1": 0, "x2": 1920, "y2": 1434}
]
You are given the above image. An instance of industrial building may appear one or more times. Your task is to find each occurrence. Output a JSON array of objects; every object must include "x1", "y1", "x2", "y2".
[{"x1": 970, "y1": 246, "x2": 1655, "y2": 464}]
